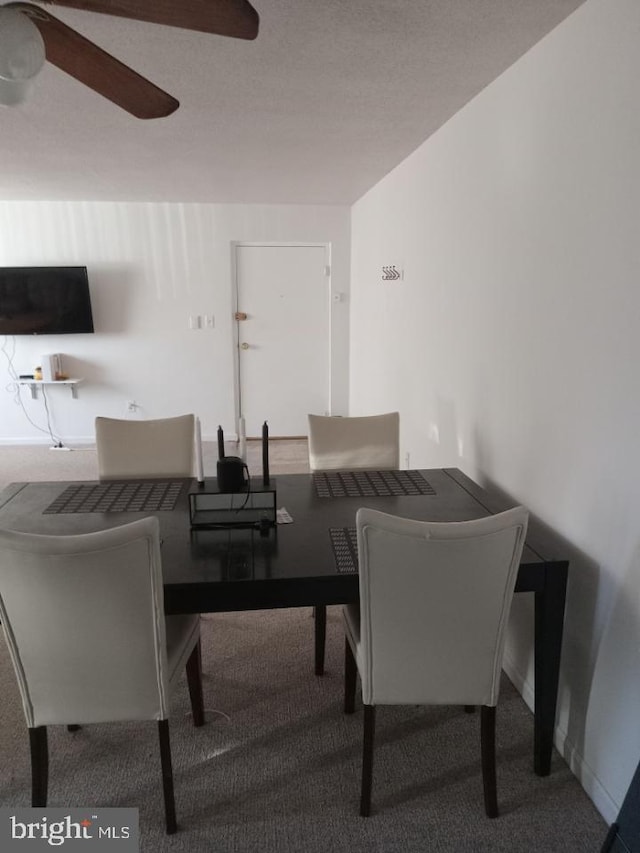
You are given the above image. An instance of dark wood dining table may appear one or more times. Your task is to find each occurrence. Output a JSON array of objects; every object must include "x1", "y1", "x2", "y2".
[{"x1": 0, "y1": 467, "x2": 568, "y2": 778}]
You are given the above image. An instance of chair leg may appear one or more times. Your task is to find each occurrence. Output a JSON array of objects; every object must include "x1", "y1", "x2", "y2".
[
  {"x1": 29, "y1": 726, "x2": 48, "y2": 807},
  {"x1": 344, "y1": 637, "x2": 357, "y2": 714},
  {"x1": 360, "y1": 705, "x2": 376, "y2": 816},
  {"x1": 314, "y1": 604, "x2": 327, "y2": 676},
  {"x1": 481, "y1": 705, "x2": 498, "y2": 818},
  {"x1": 158, "y1": 720, "x2": 177, "y2": 834},
  {"x1": 186, "y1": 639, "x2": 205, "y2": 727}
]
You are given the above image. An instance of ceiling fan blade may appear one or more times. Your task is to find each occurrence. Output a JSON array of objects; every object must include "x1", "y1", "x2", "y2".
[
  {"x1": 21, "y1": 6, "x2": 179, "y2": 118},
  {"x1": 45, "y1": 0, "x2": 259, "y2": 39}
]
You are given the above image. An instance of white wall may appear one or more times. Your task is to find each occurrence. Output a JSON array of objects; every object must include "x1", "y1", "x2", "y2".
[
  {"x1": 350, "y1": 0, "x2": 639, "y2": 823},
  {"x1": 0, "y1": 203, "x2": 350, "y2": 444}
]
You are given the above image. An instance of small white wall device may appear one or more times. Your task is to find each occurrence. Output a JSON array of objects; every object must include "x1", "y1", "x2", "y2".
[{"x1": 41, "y1": 353, "x2": 63, "y2": 381}]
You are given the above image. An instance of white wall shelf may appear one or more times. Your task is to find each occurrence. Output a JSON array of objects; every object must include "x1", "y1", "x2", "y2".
[{"x1": 18, "y1": 379, "x2": 83, "y2": 400}]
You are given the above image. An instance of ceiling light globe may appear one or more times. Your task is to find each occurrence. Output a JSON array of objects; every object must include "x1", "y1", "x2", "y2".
[{"x1": 0, "y1": 7, "x2": 45, "y2": 106}]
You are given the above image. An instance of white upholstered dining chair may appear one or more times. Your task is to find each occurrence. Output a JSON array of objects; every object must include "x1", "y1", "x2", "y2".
[
  {"x1": 307, "y1": 412, "x2": 400, "y2": 472},
  {"x1": 95, "y1": 413, "x2": 199, "y2": 480},
  {"x1": 0, "y1": 517, "x2": 204, "y2": 834},
  {"x1": 343, "y1": 505, "x2": 529, "y2": 817}
]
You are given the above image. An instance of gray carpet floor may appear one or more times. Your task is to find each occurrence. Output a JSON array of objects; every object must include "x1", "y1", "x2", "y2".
[
  {"x1": 0, "y1": 608, "x2": 606, "y2": 852},
  {"x1": 0, "y1": 443, "x2": 607, "y2": 851}
]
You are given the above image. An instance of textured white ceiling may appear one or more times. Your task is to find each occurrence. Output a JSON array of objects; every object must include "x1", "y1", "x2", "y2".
[{"x1": 0, "y1": 0, "x2": 586, "y2": 204}]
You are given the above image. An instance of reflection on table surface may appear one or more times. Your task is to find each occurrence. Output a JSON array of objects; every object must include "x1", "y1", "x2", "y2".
[{"x1": 189, "y1": 525, "x2": 278, "y2": 581}]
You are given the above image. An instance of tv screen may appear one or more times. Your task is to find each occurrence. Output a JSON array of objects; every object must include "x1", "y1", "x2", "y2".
[{"x1": 0, "y1": 266, "x2": 95, "y2": 335}]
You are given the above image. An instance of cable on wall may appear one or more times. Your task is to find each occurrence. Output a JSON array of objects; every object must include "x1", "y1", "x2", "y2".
[{"x1": 1, "y1": 335, "x2": 64, "y2": 447}]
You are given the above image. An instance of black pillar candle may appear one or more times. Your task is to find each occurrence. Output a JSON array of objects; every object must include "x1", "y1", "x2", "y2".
[{"x1": 262, "y1": 421, "x2": 270, "y2": 485}]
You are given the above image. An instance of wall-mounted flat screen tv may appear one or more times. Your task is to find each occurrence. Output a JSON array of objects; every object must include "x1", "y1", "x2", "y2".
[{"x1": 0, "y1": 266, "x2": 95, "y2": 335}]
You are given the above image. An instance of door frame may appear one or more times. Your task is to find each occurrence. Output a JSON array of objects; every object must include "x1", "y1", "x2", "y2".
[{"x1": 231, "y1": 241, "x2": 333, "y2": 440}]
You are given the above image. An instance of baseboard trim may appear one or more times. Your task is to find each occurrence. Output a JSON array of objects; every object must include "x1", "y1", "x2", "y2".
[
  {"x1": 0, "y1": 437, "x2": 95, "y2": 447},
  {"x1": 0, "y1": 434, "x2": 238, "y2": 446},
  {"x1": 502, "y1": 654, "x2": 619, "y2": 825}
]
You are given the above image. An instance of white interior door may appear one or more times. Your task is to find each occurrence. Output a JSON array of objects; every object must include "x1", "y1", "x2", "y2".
[{"x1": 235, "y1": 244, "x2": 330, "y2": 437}]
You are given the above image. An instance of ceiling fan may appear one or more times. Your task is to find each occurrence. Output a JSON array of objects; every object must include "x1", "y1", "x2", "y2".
[{"x1": 0, "y1": 0, "x2": 259, "y2": 118}]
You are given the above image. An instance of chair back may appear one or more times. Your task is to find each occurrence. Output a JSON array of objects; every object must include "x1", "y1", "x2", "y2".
[
  {"x1": 307, "y1": 412, "x2": 399, "y2": 472},
  {"x1": 0, "y1": 517, "x2": 171, "y2": 727},
  {"x1": 95, "y1": 414, "x2": 196, "y2": 479},
  {"x1": 355, "y1": 506, "x2": 529, "y2": 707}
]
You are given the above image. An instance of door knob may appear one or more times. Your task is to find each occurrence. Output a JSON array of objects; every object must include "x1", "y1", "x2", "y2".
[{"x1": 240, "y1": 342, "x2": 250, "y2": 350}]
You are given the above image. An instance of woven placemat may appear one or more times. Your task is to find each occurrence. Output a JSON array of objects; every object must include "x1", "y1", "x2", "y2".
[
  {"x1": 329, "y1": 527, "x2": 358, "y2": 573},
  {"x1": 313, "y1": 469, "x2": 435, "y2": 499},
  {"x1": 44, "y1": 480, "x2": 184, "y2": 514}
]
